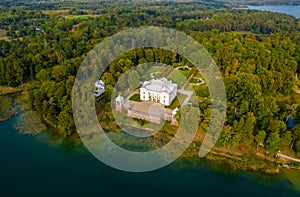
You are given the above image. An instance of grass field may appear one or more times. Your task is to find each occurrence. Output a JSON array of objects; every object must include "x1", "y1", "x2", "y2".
[
  {"x1": 129, "y1": 94, "x2": 141, "y2": 102},
  {"x1": 190, "y1": 78, "x2": 201, "y2": 84},
  {"x1": 65, "y1": 15, "x2": 96, "y2": 20},
  {"x1": 140, "y1": 66, "x2": 173, "y2": 81},
  {"x1": 193, "y1": 72, "x2": 203, "y2": 78},
  {"x1": 177, "y1": 67, "x2": 191, "y2": 77},
  {"x1": 0, "y1": 82, "x2": 40, "y2": 96},
  {"x1": 167, "y1": 70, "x2": 186, "y2": 86},
  {"x1": 42, "y1": 10, "x2": 69, "y2": 15},
  {"x1": 192, "y1": 85, "x2": 210, "y2": 98},
  {"x1": 141, "y1": 67, "x2": 167, "y2": 80}
]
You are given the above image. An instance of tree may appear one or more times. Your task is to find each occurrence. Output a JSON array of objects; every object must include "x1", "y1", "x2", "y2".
[
  {"x1": 116, "y1": 73, "x2": 129, "y2": 92},
  {"x1": 217, "y1": 125, "x2": 241, "y2": 149},
  {"x1": 267, "y1": 119, "x2": 286, "y2": 134},
  {"x1": 254, "y1": 130, "x2": 266, "y2": 150},
  {"x1": 266, "y1": 132, "x2": 280, "y2": 153},
  {"x1": 295, "y1": 140, "x2": 300, "y2": 156},
  {"x1": 102, "y1": 72, "x2": 115, "y2": 86},
  {"x1": 127, "y1": 70, "x2": 140, "y2": 90},
  {"x1": 180, "y1": 105, "x2": 200, "y2": 133},
  {"x1": 242, "y1": 112, "x2": 256, "y2": 144},
  {"x1": 279, "y1": 131, "x2": 293, "y2": 151},
  {"x1": 291, "y1": 125, "x2": 300, "y2": 150}
]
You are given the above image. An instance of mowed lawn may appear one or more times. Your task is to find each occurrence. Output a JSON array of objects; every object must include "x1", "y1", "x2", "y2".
[
  {"x1": 141, "y1": 67, "x2": 168, "y2": 80},
  {"x1": 167, "y1": 70, "x2": 186, "y2": 87},
  {"x1": 177, "y1": 67, "x2": 191, "y2": 77}
]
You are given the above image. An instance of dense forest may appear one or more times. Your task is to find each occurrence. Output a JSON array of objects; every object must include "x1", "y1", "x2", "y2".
[{"x1": 0, "y1": 1, "x2": 300, "y2": 160}]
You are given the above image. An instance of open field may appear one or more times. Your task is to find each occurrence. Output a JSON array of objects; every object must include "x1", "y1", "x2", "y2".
[
  {"x1": 42, "y1": 10, "x2": 69, "y2": 15},
  {"x1": 0, "y1": 82, "x2": 40, "y2": 96},
  {"x1": 167, "y1": 70, "x2": 186, "y2": 86},
  {"x1": 65, "y1": 15, "x2": 96, "y2": 20},
  {"x1": 140, "y1": 66, "x2": 173, "y2": 81}
]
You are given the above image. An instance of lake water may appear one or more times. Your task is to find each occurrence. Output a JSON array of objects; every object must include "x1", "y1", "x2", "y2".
[
  {"x1": 246, "y1": 5, "x2": 300, "y2": 18},
  {"x1": 1, "y1": 115, "x2": 300, "y2": 196}
]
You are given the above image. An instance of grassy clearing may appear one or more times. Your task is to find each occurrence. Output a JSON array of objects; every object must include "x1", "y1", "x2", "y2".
[
  {"x1": 178, "y1": 67, "x2": 191, "y2": 77},
  {"x1": 0, "y1": 96, "x2": 15, "y2": 121},
  {"x1": 129, "y1": 94, "x2": 141, "y2": 102},
  {"x1": 167, "y1": 70, "x2": 186, "y2": 87},
  {"x1": 192, "y1": 85, "x2": 210, "y2": 98},
  {"x1": 0, "y1": 86, "x2": 21, "y2": 96},
  {"x1": 141, "y1": 66, "x2": 172, "y2": 81},
  {"x1": 190, "y1": 77, "x2": 203, "y2": 84},
  {"x1": 42, "y1": 10, "x2": 69, "y2": 15},
  {"x1": 0, "y1": 82, "x2": 40, "y2": 96},
  {"x1": 65, "y1": 15, "x2": 95, "y2": 20},
  {"x1": 193, "y1": 71, "x2": 204, "y2": 78}
]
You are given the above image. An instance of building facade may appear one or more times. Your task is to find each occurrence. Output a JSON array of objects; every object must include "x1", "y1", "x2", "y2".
[
  {"x1": 140, "y1": 78, "x2": 178, "y2": 106},
  {"x1": 95, "y1": 80, "x2": 105, "y2": 100}
]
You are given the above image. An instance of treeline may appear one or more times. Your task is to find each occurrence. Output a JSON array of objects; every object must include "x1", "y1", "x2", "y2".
[
  {"x1": 217, "y1": 0, "x2": 300, "y2": 6},
  {"x1": 0, "y1": 1, "x2": 300, "y2": 155},
  {"x1": 177, "y1": 10, "x2": 298, "y2": 34}
]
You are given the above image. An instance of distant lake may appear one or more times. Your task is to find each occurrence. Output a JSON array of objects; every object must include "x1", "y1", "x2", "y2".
[{"x1": 246, "y1": 5, "x2": 300, "y2": 18}]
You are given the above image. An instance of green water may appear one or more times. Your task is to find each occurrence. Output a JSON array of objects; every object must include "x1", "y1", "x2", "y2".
[{"x1": 1, "y1": 115, "x2": 300, "y2": 197}]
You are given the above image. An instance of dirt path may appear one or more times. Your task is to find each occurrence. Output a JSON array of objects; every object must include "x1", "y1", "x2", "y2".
[{"x1": 277, "y1": 153, "x2": 300, "y2": 163}]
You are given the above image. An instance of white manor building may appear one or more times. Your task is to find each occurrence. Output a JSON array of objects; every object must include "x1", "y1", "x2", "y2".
[
  {"x1": 140, "y1": 78, "x2": 178, "y2": 106},
  {"x1": 95, "y1": 80, "x2": 105, "y2": 100}
]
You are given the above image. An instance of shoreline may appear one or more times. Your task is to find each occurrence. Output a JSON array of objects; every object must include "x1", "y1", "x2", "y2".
[
  {"x1": 2, "y1": 86, "x2": 300, "y2": 175},
  {"x1": 85, "y1": 122, "x2": 300, "y2": 175}
]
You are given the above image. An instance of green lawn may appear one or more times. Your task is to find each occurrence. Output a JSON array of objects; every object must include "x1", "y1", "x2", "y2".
[
  {"x1": 65, "y1": 15, "x2": 95, "y2": 20},
  {"x1": 166, "y1": 93, "x2": 187, "y2": 109},
  {"x1": 193, "y1": 71, "x2": 204, "y2": 79},
  {"x1": 190, "y1": 77, "x2": 202, "y2": 84},
  {"x1": 178, "y1": 67, "x2": 191, "y2": 77},
  {"x1": 141, "y1": 66, "x2": 171, "y2": 81},
  {"x1": 167, "y1": 70, "x2": 186, "y2": 87},
  {"x1": 129, "y1": 94, "x2": 141, "y2": 102},
  {"x1": 193, "y1": 85, "x2": 210, "y2": 98}
]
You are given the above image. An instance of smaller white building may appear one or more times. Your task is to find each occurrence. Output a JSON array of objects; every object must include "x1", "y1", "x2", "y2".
[
  {"x1": 115, "y1": 95, "x2": 124, "y2": 112},
  {"x1": 95, "y1": 80, "x2": 105, "y2": 100},
  {"x1": 172, "y1": 107, "x2": 179, "y2": 119},
  {"x1": 140, "y1": 78, "x2": 178, "y2": 106}
]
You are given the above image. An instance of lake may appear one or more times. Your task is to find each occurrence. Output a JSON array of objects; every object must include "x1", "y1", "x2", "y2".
[
  {"x1": 1, "y1": 114, "x2": 300, "y2": 196},
  {"x1": 246, "y1": 5, "x2": 300, "y2": 18}
]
